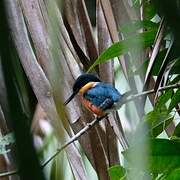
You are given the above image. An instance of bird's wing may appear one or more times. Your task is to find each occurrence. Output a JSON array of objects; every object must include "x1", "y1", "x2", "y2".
[
  {"x1": 98, "y1": 98, "x2": 114, "y2": 111},
  {"x1": 84, "y1": 83, "x2": 121, "y2": 111}
]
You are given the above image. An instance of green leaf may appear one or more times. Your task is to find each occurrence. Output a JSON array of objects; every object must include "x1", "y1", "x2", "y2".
[
  {"x1": 138, "y1": 90, "x2": 174, "y2": 137},
  {"x1": 143, "y1": 109, "x2": 173, "y2": 137},
  {"x1": 149, "y1": 139, "x2": 180, "y2": 173},
  {"x1": 132, "y1": 0, "x2": 140, "y2": 8},
  {"x1": 168, "y1": 89, "x2": 180, "y2": 112},
  {"x1": 151, "y1": 50, "x2": 168, "y2": 76},
  {"x1": 169, "y1": 57, "x2": 180, "y2": 75},
  {"x1": 50, "y1": 157, "x2": 64, "y2": 180},
  {"x1": 133, "y1": 49, "x2": 167, "y2": 76},
  {"x1": 120, "y1": 20, "x2": 158, "y2": 36},
  {"x1": 124, "y1": 139, "x2": 180, "y2": 174},
  {"x1": 150, "y1": 116, "x2": 173, "y2": 137},
  {"x1": 155, "y1": 89, "x2": 173, "y2": 111},
  {"x1": 144, "y1": 1, "x2": 157, "y2": 20},
  {"x1": 87, "y1": 30, "x2": 156, "y2": 72},
  {"x1": 50, "y1": 150, "x2": 72, "y2": 180},
  {"x1": 165, "y1": 168, "x2": 180, "y2": 180},
  {"x1": 108, "y1": 165, "x2": 126, "y2": 180},
  {"x1": 169, "y1": 75, "x2": 180, "y2": 85}
]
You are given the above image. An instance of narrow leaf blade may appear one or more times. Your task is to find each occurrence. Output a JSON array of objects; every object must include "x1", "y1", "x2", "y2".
[{"x1": 88, "y1": 30, "x2": 156, "y2": 72}]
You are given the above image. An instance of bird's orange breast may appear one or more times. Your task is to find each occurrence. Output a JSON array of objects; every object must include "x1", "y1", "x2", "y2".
[
  {"x1": 80, "y1": 97, "x2": 106, "y2": 117},
  {"x1": 79, "y1": 82, "x2": 106, "y2": 117}
]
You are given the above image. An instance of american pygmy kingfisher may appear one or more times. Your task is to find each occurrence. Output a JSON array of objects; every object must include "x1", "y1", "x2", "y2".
[{"x1": 64, "y1": 73, "x2": 127, "y2": 117}]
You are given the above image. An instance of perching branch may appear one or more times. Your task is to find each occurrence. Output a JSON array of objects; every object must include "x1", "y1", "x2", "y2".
[
  {"x1": 126, "y1": 82, "x2": 180, "y2": 102},
  {"x1": 0, "y1": 169, "x2": 18, "y2": 178},
  {"x1": 0, "y1": 82, "x2": 180, "y2": 177},
  {"x1": 41, "y1": 116, "x2": 105, "y2": 167}
]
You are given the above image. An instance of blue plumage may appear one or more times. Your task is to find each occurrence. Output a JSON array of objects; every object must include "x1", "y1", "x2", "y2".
[
  {"x1": 83, "y1": 82, "x2": 122, "y2": 111},
  {"x1": 64, "y1": 73, "x2": 128, "y2": 116}
]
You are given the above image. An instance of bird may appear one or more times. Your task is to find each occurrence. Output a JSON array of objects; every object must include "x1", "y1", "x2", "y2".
[{"x1": 64, "y1": 73, "x2": 128, "y2": 117}]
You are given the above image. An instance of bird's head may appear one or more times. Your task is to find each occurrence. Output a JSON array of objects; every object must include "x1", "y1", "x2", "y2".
[{"x1": 64, "y1": 73, "x2": 101, "y2": 105}]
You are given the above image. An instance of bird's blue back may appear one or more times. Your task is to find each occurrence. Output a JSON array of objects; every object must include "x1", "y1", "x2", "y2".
[{"x1": 83, "y1": 82, "x2": 122, "y2": 110}]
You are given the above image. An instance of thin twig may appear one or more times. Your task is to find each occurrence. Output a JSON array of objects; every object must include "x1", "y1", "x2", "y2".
[
  {"x1": 0, "y1": 169, "x2": 18, "y2": 178},
  {"x1": 41, "y1": 116, "x2": 104, "y2": 167},
  {"x1": 126, "y1": 82, "x2": 180, "y2": 103},
  {"x1": 0, "y1": 82, "x2": 180, "y2": 177}
]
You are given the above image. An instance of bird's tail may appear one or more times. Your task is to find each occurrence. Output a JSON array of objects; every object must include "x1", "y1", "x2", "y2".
[
  {"x1": 114, "y1": 90, "x2": 132, "y2": 110},
  {"x1": 121, "y1": 90, "x2": 132, "y2": 103}
]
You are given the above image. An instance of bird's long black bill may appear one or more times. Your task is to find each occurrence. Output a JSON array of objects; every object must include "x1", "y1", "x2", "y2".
[{"x1": 64, "y1": 92, "x2": 76, "y2": 105}]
